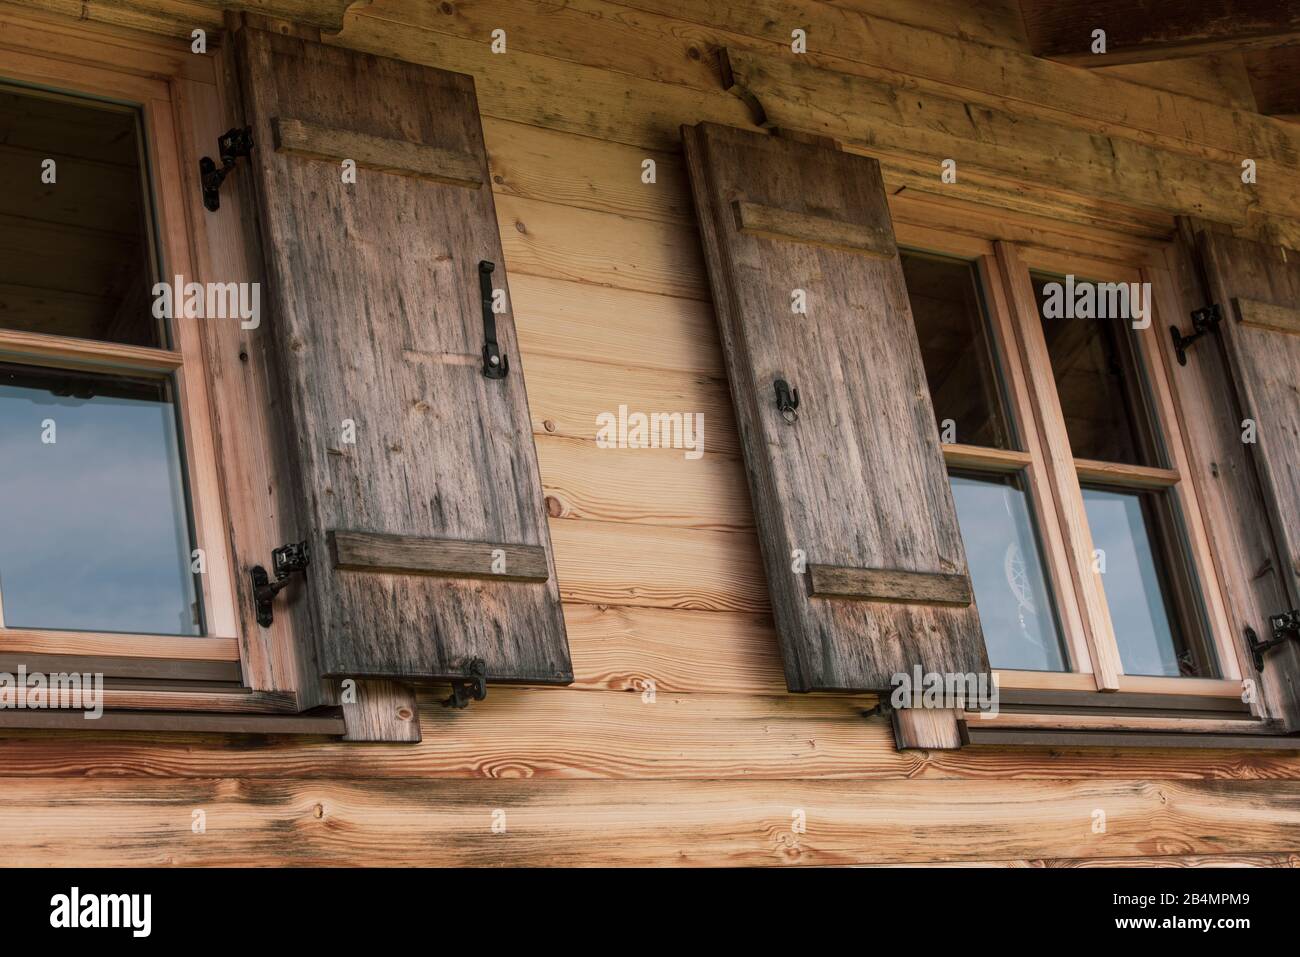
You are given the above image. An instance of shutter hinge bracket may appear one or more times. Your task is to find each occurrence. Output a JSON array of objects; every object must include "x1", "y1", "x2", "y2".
[
  {"x1": 774, "y1": 378, "x2": 800, "y2": 423},
  {"x1": 442, "y1": 657, "x2": 488, "y2": 709},
  {"x1": 250, "y1": 541, "x2": 310, "y2": 628},
  {"x1": 479, "y1": 261, "x2": 509, "y2": 379},
  {"x1": 1245, "y1": 610, "x2": 1300, "y2": 672},
  {"x1": 200, "y1": 126, "x2": 254, "y2": 212},
  {"x1": 1169, "y1": 303, "x2": 1222, "y2": 366}
]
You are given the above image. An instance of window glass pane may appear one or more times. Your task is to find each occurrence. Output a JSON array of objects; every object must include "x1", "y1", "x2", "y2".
[
  {"x1": 0, "y1": 363, "x2": 201, "y2": 635},
  {"x1": 1031, "y1": 273, "x2": 1158, "y2": 465},
  {"x1": 1082, "y1": 486, "x2": 1215, "y2": 678},
  {"x1": 0, "y1": 85, "x2": 163, "y2": 347},
  {"x1": 902, "y1": 253, "x2": 1014, "y2": 450},
  {"x1": 950, "y1": 471, "x2": 1066, "y2": 671}
]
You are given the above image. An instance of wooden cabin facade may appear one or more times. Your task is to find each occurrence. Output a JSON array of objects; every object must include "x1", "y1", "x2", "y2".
[{"x1": 1, "y1": 0, "x2": 1299, "y2": 866}]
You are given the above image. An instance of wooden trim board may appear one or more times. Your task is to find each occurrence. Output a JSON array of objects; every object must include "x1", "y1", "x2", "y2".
[
  {"x1": 328, "y1": 531, "x2": 550, "y2": 582},
  {"x1": 272, "y1": 116, "x2": 483, "y2": 187},
  {"x1": 731, "y1": 199, "x2": 896, "y2": 258},
  {"x1": 807, "y1": 565, "x2": 972, "y2": 606}
]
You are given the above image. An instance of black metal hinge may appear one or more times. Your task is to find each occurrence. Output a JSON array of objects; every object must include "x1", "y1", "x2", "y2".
[
  {"x1": 442, "y1": 657, "x2": 488, "y2": 709},
  {"x1": 250, "y1": 541, "x2": 310, "y2": 628},
  {"x1": 1245, "y1": 610, "x2": 1300, "y2": 672},
  {"x1": 200, "y1": 126, "x2": 254, "y2": 212},
  {"x1": 1169, "y1": 303, "x2": 1222, "y2": 366},
  {"x1": 774, "y1": 378, "x2": 800, "y2": 423},
  {"x1": 479, "y1": 260, "x2": 509, "y2": 379}
]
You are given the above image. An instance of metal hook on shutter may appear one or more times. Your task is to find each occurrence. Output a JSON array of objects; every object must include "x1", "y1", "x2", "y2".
[
  {"x1": 774, "y1": 378, "x2": 800, "y2": 423},
  {"x1": 479, "y1": 260, "x2": 509, "y2": 380}
]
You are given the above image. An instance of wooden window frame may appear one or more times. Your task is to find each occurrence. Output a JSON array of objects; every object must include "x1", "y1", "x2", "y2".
[
  {"x1": 890, "y1": 201, "x2": 1262, "y2": 727},
  {"x1": 0, "y1": 9, "x2": 310, "y2": 717}
]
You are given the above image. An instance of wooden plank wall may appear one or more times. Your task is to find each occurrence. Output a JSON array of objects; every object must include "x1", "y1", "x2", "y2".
[{"x1": 4, "y1": 0, "x2": 1300, "y2": 866}]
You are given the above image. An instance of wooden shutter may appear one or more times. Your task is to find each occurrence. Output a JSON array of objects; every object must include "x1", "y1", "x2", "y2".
[
  {"x1": 232, "y1": 25, "x2": 571, "y2": 686},
  {"x1": 683, "y1": 122, "x2": 989, "y2": 692},
  {"x1": 1195, "y1": 231, "x2": 1300, "y2": 721}
]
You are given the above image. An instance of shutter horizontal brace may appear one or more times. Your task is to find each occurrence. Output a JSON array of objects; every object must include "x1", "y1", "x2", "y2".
[
  {"x1": 328, "y1": 530, "x2": 548, "y2": 582},
  {"x1": 807, "y1": 563, "x2": 973, "y2": 606},
  {"x1": 1235, "y1": 297, "x2": 1300, "y2": 335},
  {"x1": 731, "y1": 199, "x2": 896, "y2": 258},
  {"x1": 271, "y1": 116, "x2": 484, "y2": 188}
]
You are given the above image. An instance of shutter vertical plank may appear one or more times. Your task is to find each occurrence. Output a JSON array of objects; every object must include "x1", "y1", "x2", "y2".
[
  {"x1": 1200, "y1": 233, "x2": 1300, "y2": 632},
  {"x1": 683, "y1": 122, "x2": 988, "y2": 693},
  {"x1": 234, "y1": 26, "x2": 570, "y2": 685}
]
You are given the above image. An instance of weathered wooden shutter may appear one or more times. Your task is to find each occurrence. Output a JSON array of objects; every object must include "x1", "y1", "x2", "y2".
[
  {"x1": 683, "y1": 122, "x2": 988, "y2": 692},
  {"x1": 232, "y1": 25, "x2": 571, "y2": 686},
  {"x1": 1195, "y1": 231, "x2": 1300, "y2": 722}
]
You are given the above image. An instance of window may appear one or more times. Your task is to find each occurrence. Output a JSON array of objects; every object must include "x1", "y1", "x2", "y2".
[
  {"x1": 902, "y1": 252, "x2": 1067, "y2": 674},
  {"x1": 902, "y1": 244, "x2": 1241, "y2": 696},
  {"x1": 0, "y1": 43, "x2": 239, "y2": 674}
]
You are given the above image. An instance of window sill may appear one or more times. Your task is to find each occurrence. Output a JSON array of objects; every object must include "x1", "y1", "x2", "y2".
[{"x1": 0, "y1": 708, "x2": 344, "y2": 735}]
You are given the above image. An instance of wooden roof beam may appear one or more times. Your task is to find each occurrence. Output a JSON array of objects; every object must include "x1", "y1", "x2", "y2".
[{"x1": 1020, "y1": 0, "x2": 1300, "y2": 66}]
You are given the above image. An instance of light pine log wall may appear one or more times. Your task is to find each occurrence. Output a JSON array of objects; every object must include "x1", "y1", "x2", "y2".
[{"x1": 4, "y1": 0, "x2": 1300, "y2": 867}]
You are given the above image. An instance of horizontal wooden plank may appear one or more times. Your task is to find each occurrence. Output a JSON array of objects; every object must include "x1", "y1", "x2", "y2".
[
  {"x1": 272, "y1": 116, "x2": 484, "y2": 186},
  {"x1": 513, "y1": 273, "x2": 723, "y2": 377},
  {"x1": 807, "y1": 565, "x2": 973, "y2": 606},
  {"x1": 563, "y1": 603, "x2": 784, "y2": 693},
  {"x1": 484, "y1": 116, "x2": 692, "y2": 225},
  {"x1": 523, "y1": 353, "x2": 740, "y2": 457},
  {"x1": 0, "y1": 653, "x2": 239, "y2": 682},
  {"x1": 1236, "y1": 296, "x2": 1300, "y2": 334},
  {"x1": 536, "y1": 435, "x2": 752, "y2": 532},
  {"x1": 4, "y1": 680, "x2": 1300, "y2": 780},
  {"x1": 497, "y1": 194, "x2": 708, "y2": 300},
  {"x1": 732, "y1": 199, "x2": 897, "y2": 258},
  {"x1": 549, "y1": 518, "x2": 768, "y2": 613},
  {"x1": 328, "y1": 530, "x2": 549, "y2": 582},
  {"x1": 0, "y1": 776, "x2": 1297, "y2": 865}
]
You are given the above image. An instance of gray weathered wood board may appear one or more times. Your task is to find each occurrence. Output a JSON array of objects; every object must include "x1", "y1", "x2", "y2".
[
  {"x1": 235, "y1": 27, "x2": 570, "y2": 683},
  {"x1": 683, "y1": 122, "x2": 988, "y2": 692},
  {"x1": 1202, "y1": 233, "x2": 1300, "y2": 619}
]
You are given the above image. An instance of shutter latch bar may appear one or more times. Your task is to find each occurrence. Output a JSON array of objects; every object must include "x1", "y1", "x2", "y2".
[
  {"x1": 774, "y1": 378, "x2": 800, "y2": 423},
  {"x1": 1169, "y1": 303, "x2": 1222, "y2": 366},
  {"x1": 442, "y1": 657, "x2": 488, "y2": 709},
  {"x1": 478, "y1": 260, "x2": 509, "y2": 379},
  {"x1": 199, "y1": 127, "x2": 254, "y2": 213},
  {"x1": 1245, "y1": 610, "x2": 1300, "y2": 672},
  {"x1": 250, "y1": 541, "x2": 310, "y2": 628}
]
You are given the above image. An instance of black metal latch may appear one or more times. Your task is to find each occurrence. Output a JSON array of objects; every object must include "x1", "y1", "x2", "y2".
[
  {"x1": 200, "y1": 126, "x2": 254, "y2": 212},
  {"x1": 774, "y1": 378, "x2": 800, "y2": 423},
  {"x1": 1169, "y1": 303, "x2": 1222, "y2": 366},
  {"x1": 479, "y1": 260, "x2": 509, "y2": 379},
  {"x1": 442, "y1": 657, "x2": 488, "y2": 709},
  {"x1": 251, "y1": 541, "x2": 310, "y2": 628},
  {"x1": 1245, "y1": 610, "x2": 1300, "y2": 672}
]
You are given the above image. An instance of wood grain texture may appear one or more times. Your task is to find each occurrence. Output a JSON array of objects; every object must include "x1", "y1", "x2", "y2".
[
  {"x1": 732, "y1": 200, "x2": 896, "y2": 258},
  {"x1": 1236, "y1": 297, "x2": 1300, "y2": 335},
  {"x1": 893, "y1": 709, "x2": 963, "y2": 750},
  {"x1": 808, "y1": 566, "x2": 973, "y2": 605},
  {"x1": 1198, "y1": 232, "x2": 1300, "y2": 723},
  {"x1": 1020, "y1": 0, "x2": 1300, "y2": 65},
  {"x1": 685, "y1": 121, "x2": 987, "y2": 692},
  {"x1": 235, "y1": 26, "x2": 570, "y2": 683},
  {"x1": 0, "y1": 776, "x2": 1297, "y2": 866},
  {"x1": 272, "y1": 116, "x2": 483, "y2": 186},
  {"x1": 329, "y1": 531, "x2": 549, "y2": 582}
]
